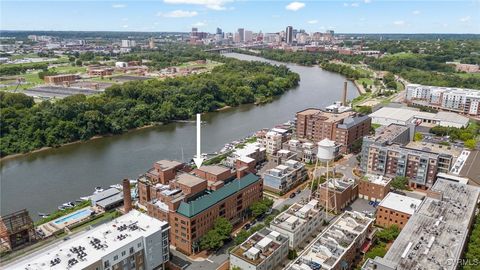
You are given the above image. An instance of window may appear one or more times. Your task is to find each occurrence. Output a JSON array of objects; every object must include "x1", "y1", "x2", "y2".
[
  {"x1": 104, "y1": 261, "x2": 110, "y2": 268},
  {"x1": 114, "y1": 255, "x2": 118, "y2": 261},
  {"x1": 122, "y1": 251, "x2": 126, "y2": 256}
]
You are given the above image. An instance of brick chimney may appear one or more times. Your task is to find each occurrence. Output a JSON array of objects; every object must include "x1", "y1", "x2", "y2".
[
  {"x1": 237, "y1": 166, "x2": 249, "y2": 179},
  {"x1": 123, "y1": 179, "x2": 132, "y2": 213},
  {"x1": 342, "y1": 81, "x2": 348, "y2": 106}
]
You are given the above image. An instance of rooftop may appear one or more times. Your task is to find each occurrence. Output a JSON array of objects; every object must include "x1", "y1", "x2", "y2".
[
  {"x1": 231, "y1": 227, "x2": 288, "y2": 266},
  {"x1": 296, "y1": 108, "x2": 356, "y2": 123},
  {"x1": 378, "y1": 192, "x2": 422, "y2": 215},
  {"x1": 196, "y1": 165, "x2": 231, "y2": 176},
  {"x1": 405, "y1": 141, "x2": 462, "y2": 158},
  {"x1": 362, "y1": 174, "x2": 392, "y2": 186},
  {"x1": 291, "y1": 211, "x2": 374, "y2": 270},
  {"x1": 176, "y1": 173, "x2": 260, "y2": 218},
  {"x1": 155, "y1": 160, "x2": 182, "y2": 171},
  {"x1": 364, "y1": 180, "x2": 480, "y2": 270},
  {"x1": 175, "y1": 173, "x2": 206, "y2": 187},
  {"x1": 271, "y1": 200, "x2": 323, "y2": 232},
  {"x1": 5, "y1": 210, "x2": 169, "y2": 270},
  {"x1": 369, "y1": 124, "x2": 410, "y2": 145}
]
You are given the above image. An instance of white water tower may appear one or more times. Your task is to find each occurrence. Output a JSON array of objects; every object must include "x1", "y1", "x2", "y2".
[{"x1": 317, "y1": 138, "x2": 336, "y2": 162}]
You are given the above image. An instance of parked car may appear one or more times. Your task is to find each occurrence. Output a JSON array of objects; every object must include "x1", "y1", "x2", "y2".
[{"x1": 289, "y1": 193, "x2": 296, "y2": 198}]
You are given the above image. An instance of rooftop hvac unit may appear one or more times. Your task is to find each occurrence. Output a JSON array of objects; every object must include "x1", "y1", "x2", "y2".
[{"x1": 317, "y1": 139, "x2": 336, "y2": 162}]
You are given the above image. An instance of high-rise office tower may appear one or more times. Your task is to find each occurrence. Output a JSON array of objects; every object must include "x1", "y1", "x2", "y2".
[
  {"x1": 238, "y1": 28, "x2": 245, "y2": 42},
  {"x1": 286, "y1": 26, "x2": 293, "y2": 44}
]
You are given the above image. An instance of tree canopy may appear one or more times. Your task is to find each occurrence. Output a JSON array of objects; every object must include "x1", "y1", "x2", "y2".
[{"x1": 0, "y1": 57, "x2": 299, "y2": 157}]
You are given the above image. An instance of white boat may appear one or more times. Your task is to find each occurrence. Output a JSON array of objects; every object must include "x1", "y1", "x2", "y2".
[
  {"x1": 38, "y1": 212, "x2": 49, "y2": 218},
  {"x1": 129, "y1": 179, "x2": 137, "y2": 184},
  {"x1": 62, "y1": 202, "x2": 75, "y2": 208},
  {"x1": 110, "y1": 184, "x2": 123, "y2": 190},
  {"x1": 94, "y1": 187, "x2": 104, "y2": 194},
  {"x1": 80, "y1": 196, "x2": 91, "y2": 201},
  {"x1": 58, "y1": 206, "x2": 68, "y2": 211}
]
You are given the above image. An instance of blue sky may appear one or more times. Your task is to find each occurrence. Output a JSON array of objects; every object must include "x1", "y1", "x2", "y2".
[{"x1": 1, "y1": 0, "x2": 479, "y2": 33}]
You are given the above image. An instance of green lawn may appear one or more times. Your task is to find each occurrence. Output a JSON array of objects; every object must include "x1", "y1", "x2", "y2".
[
  {"x1": 51, "y1": 65, "x2": 87, "y2": 74},
  {"x1": 357, "y1": 78, "x2": 374, "y2": 86}
]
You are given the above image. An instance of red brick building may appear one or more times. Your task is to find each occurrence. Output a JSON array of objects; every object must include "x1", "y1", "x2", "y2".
[
  {"x1": 317, "y1": 178, "x2": 358, "y2": 213},
  {"x1": 296, "y1": 109, "x2": 371, "y2": 154},
  {"x1": 137, "y1": 161, "x2": 263, "y2": 255},
  {"x1": 375, "y1": 192, "x2": 422, "y2": 229}
]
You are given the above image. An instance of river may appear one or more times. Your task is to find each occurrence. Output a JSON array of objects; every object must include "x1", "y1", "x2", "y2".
[{"x1": 0, "y1": 53, "x2": 358, "y2": 219}]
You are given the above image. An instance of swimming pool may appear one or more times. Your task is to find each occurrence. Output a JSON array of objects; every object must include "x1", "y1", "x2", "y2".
[{"x1": 54, "y1": 209, "x2": 93, "y2": 225}]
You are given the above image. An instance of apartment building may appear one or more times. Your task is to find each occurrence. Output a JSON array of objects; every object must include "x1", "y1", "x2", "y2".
[
  {"x1": 317, "y1": 178, "x2": 358, "y2": 213},
  {"x1": 224, "y1": 142, "x2": 266, "y2": 168},
  {"x1": 146, "y1": 160, "x2": 186, "y2": 184},
  {"x1": 142, "y1": 171, "x2": 263, "y2": 255},
  {"x1": 405, "y1": 84, "x2": 480, "y2": 116},
  {"x1": 363, "y1": 180, "x2": 480, "y2": 270},
  {"x1": 263, "y1": 159, "x2": 307, "y2": 194},
  {"x1": 44, "y1": 74, "x2": 78, "y2": 85},
  {"x1": 5, "y1": 210, "x2": 170, "y2": 270},
  {"x1": 270, "y1": 200, "x2": 325, "y2": 249},
  {"x1": 375, "y1": 192, "x2": 422, "y2": 229},
  {"x1": 290, "y1": 211, "x2": 374, "y2": 270},
  {"x1": 282, "y1": 140, "x2": 318, "y2": 163},
  {"x1": 296, "y1": 109, "x2": 371, "y2": 154},
  {"x1": 262, "y1": 131, "x2": 283, "y2": 155},
  {"x1": 360, "y1": 124, "x2": 455, "y2": 189},
  {"x1": 358, "y1": 174, "x2": 392, "y2": 202},
  {"x1": 230, "y1": 228, "x2": 289, "y2": 270}
]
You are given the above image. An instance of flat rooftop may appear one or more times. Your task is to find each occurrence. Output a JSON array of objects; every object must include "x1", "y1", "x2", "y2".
[
  {"x1": 362, "y1": 174, "x2": 392, "y2": 186},
  {"x1": 155, "y1": 160, "x2": 182, "y2": 170},
  {"x1": 405, "y1": 141, "x2": 463, "y2": 158},
  {"x1": 271, "y1": 200, "x2": 323, "y2": 232},
  {"x1": 370, "y1": 124, "x2": 409, "y2": 145},
  {"x1": 231, "y1": 227, "x2": 288, "y2": 266},
  {"x1": 175, "y1": 173, "x2": 206, "y2": 187},
  {"x1": 5, "y1": 210, "x2": 169, "y2": 270},
  {"x1": 364, "y1": 180, "x2": 480, "y2": 270},
  {"x1": 378, "y1": 192, "x2": 422, "y2": 215},
  {"x1": 297, "y1": 108, "x2": 356, "y2": 123},
  {"x1": 197, "y1": 165, "x2": 230, "y2": 176},
  {"x1": 290, "y1": 211, "x2": 374, "y2": 270}
]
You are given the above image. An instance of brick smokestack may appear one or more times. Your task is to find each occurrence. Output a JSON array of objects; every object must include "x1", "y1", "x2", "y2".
[
  {"x1": 123, "y1": 179, "x2": 132, "y2": 213},
  {"x1": 342, "y1": 81, "x2": 348, "y2": 106}
]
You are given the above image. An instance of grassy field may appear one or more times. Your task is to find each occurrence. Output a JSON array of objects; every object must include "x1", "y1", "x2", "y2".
[
  {"x1": 51, "y1": 65, "x2": 87, "y2": 74},
  {"x1": 357, "y1": 77, "x2": 374, "y2": 86}
]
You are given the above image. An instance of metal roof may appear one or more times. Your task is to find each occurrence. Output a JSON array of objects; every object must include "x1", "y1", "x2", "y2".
[{"x1": 176, "y1": 173, "x2": 259, "y2": 218}]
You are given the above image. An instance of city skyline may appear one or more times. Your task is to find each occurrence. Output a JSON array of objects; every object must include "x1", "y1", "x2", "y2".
[{"x1": 1, "y1": 0, "x2": 480, "y2": 34}]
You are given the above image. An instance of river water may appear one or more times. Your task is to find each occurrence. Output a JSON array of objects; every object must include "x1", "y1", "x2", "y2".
[{"x1": 0, "y1": 53, "x2": 358, "y2": 218}]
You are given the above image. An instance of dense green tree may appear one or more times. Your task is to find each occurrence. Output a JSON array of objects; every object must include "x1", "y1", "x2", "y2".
[{"x1": 391, "y1": 176, "x2": 409, "y2": 190}]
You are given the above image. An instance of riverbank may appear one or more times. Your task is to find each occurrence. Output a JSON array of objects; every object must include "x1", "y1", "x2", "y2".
[{"x1": 0, "y1": 124, "x2": 157, "y2": 162}]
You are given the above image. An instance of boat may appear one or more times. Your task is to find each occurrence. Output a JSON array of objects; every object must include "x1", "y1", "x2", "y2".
[
  {"x1": 129, "y1": 179, "x2": 137, "y2": 185},
  {"x1": 38, "y1": 212, "x2": 50, "y2": 218},
  {"x1": 110, "y1": 184, "x2": 123, "y2": 190},
  {"x1": 58, "y1": 206, "x2": 68, "y2": 211},
  {"x1": 94, "y1": 187, "x2": 104, "y2": 194},
  {"x1": 62, "y1": 202, "x2": 75, "y2": 208},
  {"x1": 79, "y1": 196, "x2": 91, "y2": 201}
]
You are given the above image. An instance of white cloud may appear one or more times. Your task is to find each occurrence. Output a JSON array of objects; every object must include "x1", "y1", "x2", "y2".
[
  {"x1": 308, "y1": 20, "x2": 318, "y2": 24},
  {"x1": 412, "y1": 10, "x2": 420, "y2": 15},
  {"x1": 459, "y1": 16, "x2": 471, "y2": 22},
  {"x1": 112, "y1": 4, "x2": 127, "y2": 8},
  {"x1": 193, "y1": 21, "x2": 207, "y2": 27},
  {"x1": 163, "y1": 0, "x2": 232, "y2": 10},
  {"x1": 393, "y1": 20, "x2": 406, "y2": 26},
  {"x1": 122, "y1": 25, "x2": 129, "y2": 28},
  {"x1": 159, "y1": 10, "x2": 198, "y2": 18},
  {"x1": 286, "y1": 2, "x2": 305, "y2": 11},
  {"x1": 364, "y1": 0, "x2": 371, "y2": 3},
  {"x1": 343, "y1": 2, "x2": 359, "y2": 7}
]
